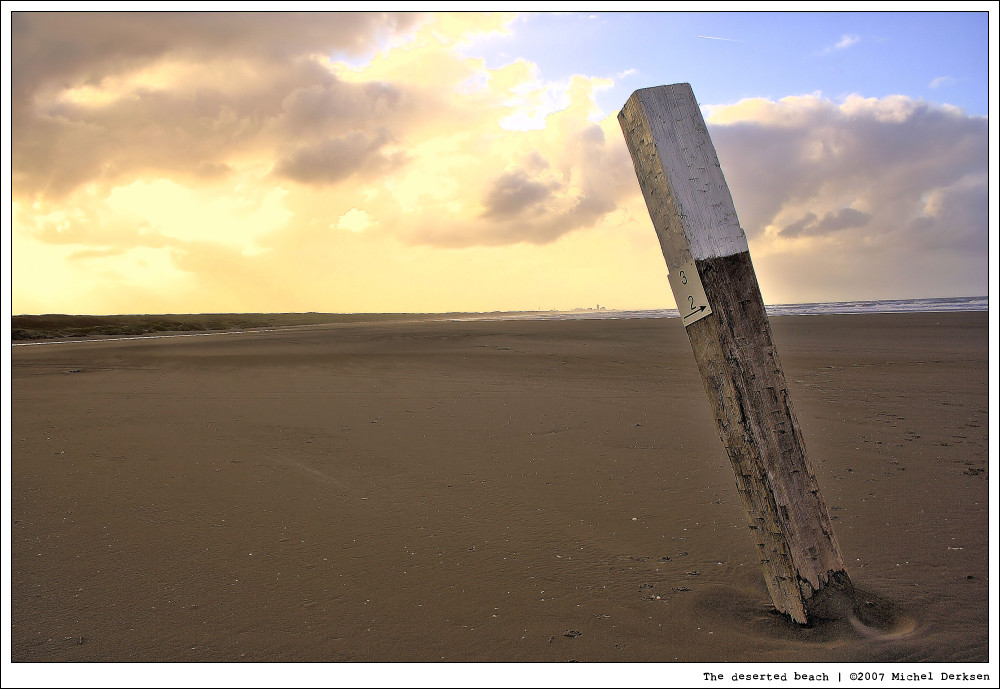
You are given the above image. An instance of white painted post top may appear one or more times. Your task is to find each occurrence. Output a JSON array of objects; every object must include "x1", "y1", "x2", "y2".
[{"x1": 619, "y1": 83, "x2": 749, "y2": 268}]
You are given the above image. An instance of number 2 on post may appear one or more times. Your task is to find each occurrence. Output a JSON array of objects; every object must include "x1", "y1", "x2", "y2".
[{"x1": 667, "y1": 259, "x2": 712, "y2": 327}]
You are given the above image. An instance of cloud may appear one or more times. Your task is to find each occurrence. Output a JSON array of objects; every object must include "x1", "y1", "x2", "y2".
[
  {"x1": 11, "y1": 13, "x2": 432, "y2": 200},
  {"x1": 336, "y1": 208, "x2": 375, "y2": 233},
  {"x1": 779, "y1": 212, "x2": 818, "y2": 239},
  {"x1": 10, "y1": 13, "x2": 988, "y2": 314},
  {"x1": 929, "y1": 75, "x2": 957, "y2": 89},
  {"x1": 10, "y1": 11, "x2": 426, "y2": 97},
  {"x1": 394, "y1": 105, "x2": 630, "y2": 247},
  {"x1": 481, "y1": 169, "x2": 558, "y2": 219},
  {"x1": 12, "y1": 12, "x2": 632, "y2": 274},
  {"x1": 273, "y1": 130, "x2": 407, "y2": 184},
  {"x1": 779, "y1": 207, "x2": 872, "y2": 238},
  {"x1": 704, "y1": 93, "x2": 987, "y2": 298},
  {"x1": 824, "y1": 33, "x2": 861, "y2": 53},
  {"x1": 277, "y1": 80, "x2": 410, "y2": 139}
]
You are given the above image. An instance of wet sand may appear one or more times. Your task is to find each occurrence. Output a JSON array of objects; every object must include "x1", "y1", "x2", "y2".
[{"x1": 9, "y1": 312, "x2": 990, "y2": 663}]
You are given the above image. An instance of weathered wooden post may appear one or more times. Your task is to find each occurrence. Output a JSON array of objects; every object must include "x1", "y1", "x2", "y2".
[{"x1": 618, "y1": 83, "x2": 854, "y2": 625}]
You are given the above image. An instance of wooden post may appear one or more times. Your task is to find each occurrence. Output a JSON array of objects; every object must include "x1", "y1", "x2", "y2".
[{"x1": 618, "y1": 83, "x2": 854, "y2": 625}]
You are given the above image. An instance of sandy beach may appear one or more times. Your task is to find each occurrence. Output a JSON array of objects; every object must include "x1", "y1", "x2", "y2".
[{"x1": 10, "y1": 312, "x2": 989, "y2": 663}]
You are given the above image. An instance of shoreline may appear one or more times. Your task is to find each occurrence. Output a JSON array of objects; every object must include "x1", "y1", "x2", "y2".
[
  {"x1": 11, "y1": 303, "x2": 991, "y2": 347},
  {"x1": 9, "y1": 295, "x2": 989, "y2": 343}
]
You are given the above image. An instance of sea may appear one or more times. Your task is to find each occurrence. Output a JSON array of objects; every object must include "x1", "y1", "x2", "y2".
[{"x1": 453, "y1": 295, "x2": 989, "y2": 322}]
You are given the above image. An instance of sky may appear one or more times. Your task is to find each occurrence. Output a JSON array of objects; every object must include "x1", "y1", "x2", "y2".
[{"x1": 5, "y1": 7, "x2": 995, "y2": 315}]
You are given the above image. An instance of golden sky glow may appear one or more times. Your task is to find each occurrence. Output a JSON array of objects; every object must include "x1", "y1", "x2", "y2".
[{"x1": 9, "y1": 11, "x2": 990, "y2": 315}]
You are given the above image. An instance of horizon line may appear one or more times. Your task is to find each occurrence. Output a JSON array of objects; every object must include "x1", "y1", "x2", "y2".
[{"x1": 10, "y1": 295, "x2": 989, "y2": 319}]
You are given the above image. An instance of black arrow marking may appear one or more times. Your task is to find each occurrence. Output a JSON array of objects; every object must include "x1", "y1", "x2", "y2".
[{"x1": 683, "y1": 305, "x2": 707, "y2": 322}]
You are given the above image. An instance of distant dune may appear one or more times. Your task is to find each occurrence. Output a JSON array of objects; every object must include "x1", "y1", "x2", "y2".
[{"x1": 10, "y1": 312, "x2": 461, "y2": 341}]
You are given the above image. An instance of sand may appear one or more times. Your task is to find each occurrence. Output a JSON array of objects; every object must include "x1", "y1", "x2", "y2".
[{"x1": 9, "y1": 312, "x2": 990, "y2": 663}]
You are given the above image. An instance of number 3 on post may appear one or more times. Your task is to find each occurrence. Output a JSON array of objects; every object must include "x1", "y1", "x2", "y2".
[{"x1": 667, "y1": 259, "x2": 713, "y2": 327}]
